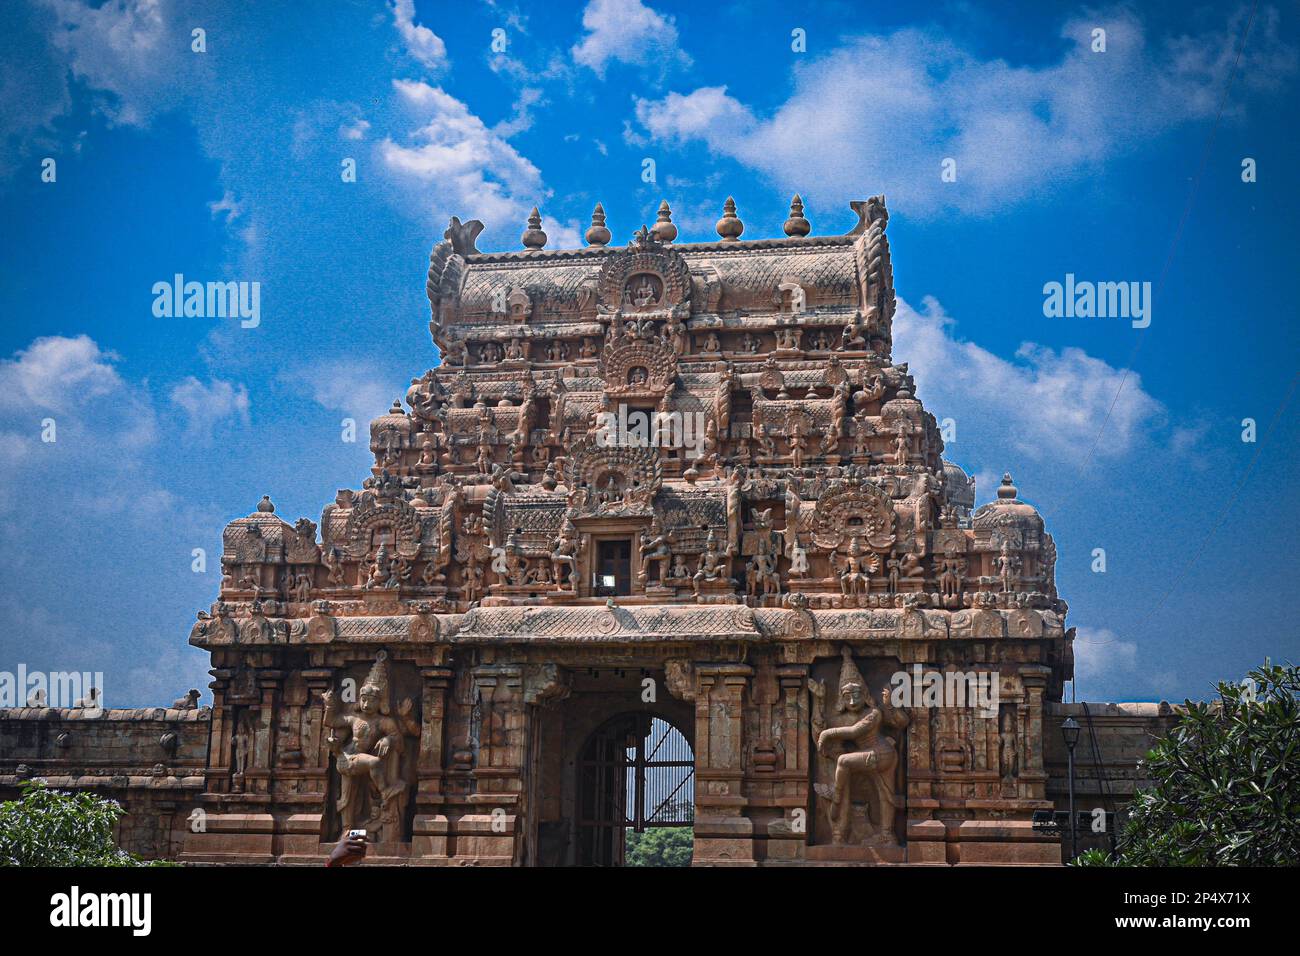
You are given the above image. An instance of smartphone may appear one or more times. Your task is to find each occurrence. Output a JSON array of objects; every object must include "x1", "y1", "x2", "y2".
[{"x1": 347, "y1": 829, "x2": 367, "y2": 839}]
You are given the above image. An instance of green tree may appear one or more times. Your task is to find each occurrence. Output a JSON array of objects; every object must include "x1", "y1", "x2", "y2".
[
  {"x1": 1077, "y1": 660, "x2": 1299, "y2": 866},
  {"x1": 0, "y1": 781, "x2": 159, "y2": 867},
  {"x1": 625, "y1": 826, "x2": 693, "y2": 867}
]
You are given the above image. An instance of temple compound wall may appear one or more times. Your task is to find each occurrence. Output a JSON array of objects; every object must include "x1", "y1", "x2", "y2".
[
  {"x1": 1043, "y1": 702, "x2": 1182, "y2": 858},
  {"x1": 0, "y1": 195, "x2": 1174, "y2": 865},
  {"x1": 0, "y1": 706, "x2": 208, "y2": 859}
]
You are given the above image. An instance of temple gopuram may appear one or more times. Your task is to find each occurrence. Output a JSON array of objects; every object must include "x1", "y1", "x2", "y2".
[
  {"x1": 175, "y1": 192, "x2": 1077, "y2": 865},
  {"x1": 8, "y1": 195, "x2": 1183, "y2": 867}
]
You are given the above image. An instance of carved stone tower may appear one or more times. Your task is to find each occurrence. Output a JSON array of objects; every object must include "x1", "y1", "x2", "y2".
[{"x1": 183, "y1": 196, "x2": 1073, "y2": 865}]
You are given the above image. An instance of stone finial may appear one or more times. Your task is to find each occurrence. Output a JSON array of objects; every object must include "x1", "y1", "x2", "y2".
[
  {"x1": 715, "y1": 196, "x2": 744, "y2": 241},
  {"x1": 997, "y1": 473, "x2": 1018, "y2": 499},
  {"x1": 585, "y1": 203, "x2": 611, "y2": 246},
  {"x1": 783, "y1": 194, "x2": 811, "y2": 237},
  {"x1": 652, "y1": 200, "x2": 677, "y2": 243},
  {"x1": 257, "y1": 495, "x2": 275, "y2": 513},
  {"x1": 521, "y1": 207, "x2": 547, "y2": 250}
]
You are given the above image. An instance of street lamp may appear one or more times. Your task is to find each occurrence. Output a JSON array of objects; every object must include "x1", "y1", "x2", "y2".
[{"x1": 1061, "y1": 716, "x2": 1080, "y2": 861}]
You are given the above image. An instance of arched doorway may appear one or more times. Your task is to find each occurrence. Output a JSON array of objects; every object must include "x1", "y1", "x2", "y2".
[{"x1": 576, "y1": 712, "x2": 694, "y2": 866}]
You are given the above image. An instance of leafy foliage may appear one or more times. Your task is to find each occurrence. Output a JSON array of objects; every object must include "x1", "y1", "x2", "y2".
[
  {"x1": 625, "y1": 826, "x2": 693, "y2": 867},
  {"x1": 1076, "y1": 660, "x2": 1299, "y2": 866},
  {"x1": 0, "y1": 781, "x2": 158, "y2": 867}
]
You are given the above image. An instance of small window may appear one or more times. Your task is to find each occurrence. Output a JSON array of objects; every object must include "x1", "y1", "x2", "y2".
[{"x1": 594, "y1": 539, "x2": 632, "y2": 596}]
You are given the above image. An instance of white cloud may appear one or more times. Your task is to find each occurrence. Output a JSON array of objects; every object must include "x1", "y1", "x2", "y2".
[
  {"x1": 41, "y1": 0, "x2": 187, "y2": 127},
  {"x1": 632, "y1": 9, "x2": 1295, "y2": 215},
  {"x1": 168, "y1": 376, "x2": 250, "y2": 441},
  {"x1": 340, "y1": 117, "x2": 370, "y2": 141},
  {"x1": 893, "y1": 296, "x2": 1165, "y2": 462},
  {"x1": 378, "y1": 79, "x2": 581, "y2": 248},
  {"x1": 571, "y1": 0, "x2": 691, "y2": 78},
  {"x1": 0, "y1": 335, "x2": 158, "y2": 471},
  {"x1": 493, "y1": 86, "x2": 544, "y2": 138},
  {"x1": 635, "y1": 86, "x2": 754, "y2": 143},
  {"x1": 390, "y1": 0, "x2": 446, "y2": 72},
  {"x1": 208, "y1": 190, "x2": 243, "y2": 221},
  {"x1": 284, "y1": 358, "x2": 405, "y2": 425},
  {"x1": 0, "y1": 334, "x2": 125, "y2": 414},
  {"x1": 1074, "y1": 626, "x2": 1138, "y2": 675},
  {"x1": 0, "y1": 335, "x2": 165, "y2": 522},
  {"x1": 0, "y1": 334, "x2": 226, "y2": 706}
]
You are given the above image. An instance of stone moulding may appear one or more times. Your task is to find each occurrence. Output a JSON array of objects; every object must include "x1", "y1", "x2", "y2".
[{"x1": 186, "y1": 606, "x2": 1066, "y2": 647}]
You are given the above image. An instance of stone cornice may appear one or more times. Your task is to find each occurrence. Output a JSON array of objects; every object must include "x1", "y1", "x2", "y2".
[{"x1": 189, "y1": 605, "x2": 1068, "y2": 647}]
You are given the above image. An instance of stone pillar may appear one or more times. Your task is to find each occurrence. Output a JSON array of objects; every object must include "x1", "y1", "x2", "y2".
[
  {"x1": 948, "y1": 663, "x2": 1058, "y2": 865},
  {"x1": 776, "y1": 665, "x2": 809, "y2": 774},
  {"x1": 692, "y1": 663, "x2": 754, "y2": 866},
  {"x1": 250, "y1": 669, "x2": 283, "y2": 796},
  {"x1": 765, "y1": 663, "x2": 812, "y2": 861},
  {"x1": 459, "y1": 662, "x2": 524, "y2": 864},
  {"x1": 205, "y1": 668, "x2": 234, "y2": 794},
  {"x1": 412, "y1": 665, "x2": 454, "y2": 862},
  {"x1": 269, "y1": 666, "x2": 335, "y2": 862},
  {"x1": 182, "y1": 667, "x2": 279, "y2": 865},
  {"x1": 300, "y1": 668, "x2": 334, "y2": 770},
  {"x1": 1020, "y1": 665, "x2": 1051, "y2": 794}
]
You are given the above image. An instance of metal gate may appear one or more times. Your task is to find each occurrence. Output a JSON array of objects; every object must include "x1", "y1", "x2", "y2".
[{"x1": 576, "y1": 713, "x2": 694, "y2": 865}]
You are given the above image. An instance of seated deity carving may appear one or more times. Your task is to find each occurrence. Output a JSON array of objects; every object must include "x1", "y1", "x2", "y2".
[
  {"x1": 837, "y1": 537, "x2": 876, "y2": 601},
  {"x1": 626, "y1": 274, "x2": 662, "y2": 308},
  {"x1": 692, "y1": 528, "x2": 736, "y2": 599},
  {"x1": 524, "y1": 560, "x2": 552, "y2": 586}
]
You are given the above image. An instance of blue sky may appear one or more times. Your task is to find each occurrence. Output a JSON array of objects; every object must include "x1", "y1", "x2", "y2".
[{"x1": 0, "y1": 0, "x2": 1296, "y2": 706}]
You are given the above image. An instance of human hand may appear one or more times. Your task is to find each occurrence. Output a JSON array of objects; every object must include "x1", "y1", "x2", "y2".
[{"x1": 326, "y1": 831, "x2": 366, "y2": 867}]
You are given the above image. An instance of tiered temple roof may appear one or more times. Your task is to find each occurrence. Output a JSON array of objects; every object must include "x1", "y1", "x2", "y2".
[{"x1": 192, "y1": 195, "x2": 1070, "y2": 697}]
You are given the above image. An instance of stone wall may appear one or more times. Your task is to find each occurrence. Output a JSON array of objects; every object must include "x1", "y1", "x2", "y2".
[
  {"x1": 0, "y1": 707, "x2": 210, "y2": 860},
  {"x1": 1, "y1": 699, "x2": 1183, "y2": 864},
  {"x1": 1044, "y1": 701, "x2": 1181, "y2": 860}
]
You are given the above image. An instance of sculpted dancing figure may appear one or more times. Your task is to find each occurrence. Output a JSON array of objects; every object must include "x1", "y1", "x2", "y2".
[
  {"x1": 816, "y1": 647, "x2": 908, "y2": 845},
  {"x1": 322, "y1": 651, "x2": 418, "y2": 843}
]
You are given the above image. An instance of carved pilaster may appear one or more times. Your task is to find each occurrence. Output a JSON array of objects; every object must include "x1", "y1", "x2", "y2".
[
  {"x1": 251, "y1": 670, "x2": 283, "y2": 795},
  {"x1": 418, "y1": 666, "x2": 454, "y2": 783},
  {"x1": 693, "y1": 662, "x2": 754, "y2": 865},
  {"x1": 1020, "y1": 664, "x2": 1052, "y2": 799},
  {"x1": 205, "y1": 668, "x2": 234, "y2": 794},
  {"x1": 300, "y1": 668, "x2": 334, "y2": 768},
  {"x1": 776, "y1": 664, "x2": 810, "y2": 774},
  {"x1": 470, "y1": 663, "x2": 525, "y2": 778}
]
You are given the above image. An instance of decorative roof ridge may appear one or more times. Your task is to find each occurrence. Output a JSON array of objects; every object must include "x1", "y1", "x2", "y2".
[
  {"x1": 0, "y1": 707, "x2": 211, "y2": 721},
  {"x1": 460, "y1": 233, "x2": 859, "y2": 264}
]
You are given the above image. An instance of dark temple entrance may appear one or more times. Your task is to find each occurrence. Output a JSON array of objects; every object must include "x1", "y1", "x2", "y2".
[{"x1": 576, "y1": 712, "x2": 694, "y2": 866}]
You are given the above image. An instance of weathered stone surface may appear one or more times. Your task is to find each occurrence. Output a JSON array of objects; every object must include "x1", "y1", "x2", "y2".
[{"x1": 0, "y1": 708, "x2": 208, "y2": 859}]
